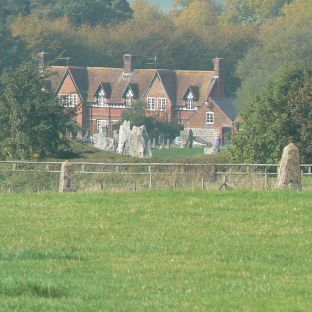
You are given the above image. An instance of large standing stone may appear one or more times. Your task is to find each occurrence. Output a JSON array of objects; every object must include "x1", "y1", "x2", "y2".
[
  {"x1": 117, "y1": 121, "x2": 152, "y2": 158},
  {"x1": 117, "y1": 120, "x2": 131, "y2": 154},
  {"x1": 180, "y1": 128, "x2": 193, "y2": 148},
  {"x1": 277, "y1": 143, "x2": 301, "y2": 191},
  {"x1": 59, "y1": 161, "x2": 74, "y2": 192},
  {"x1": 129, "y1": 125, "x2": 152, "y2": 158},
  {"x1": 93, "y1": 126, "x2": 115, "y2": 151}
]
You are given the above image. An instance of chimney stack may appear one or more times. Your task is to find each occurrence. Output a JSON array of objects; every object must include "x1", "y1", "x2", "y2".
[
  {"x1": 38, "y1": 51, "x2": 50, "y2": 67},
  {"x1": 212, "y1": 57, "x2": 225, "y2": 97},
  {"x1": 123, "y1": 54, "x2": 135, "y2": 76}
]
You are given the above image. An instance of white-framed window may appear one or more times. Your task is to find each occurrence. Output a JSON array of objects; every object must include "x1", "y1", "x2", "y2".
[
  {"x1": 147, "y1": 97, "x2": 156, "y2": 111},
  {"x1": 157, "y1": 98, "x2": 166, "y2": 111},
  {"x1": 125, "y1": 89, "x2": 134, "y2": 108},
  {"x1": 68, "y1": 94, "x2": 78, "y2": 107},
  {"x1": 97, "y1": 89, "x2": 106, "y2": 107},
  {"x1": 206, "y1": 112, "x2": 214, "y2": 125},
  {"x1": 185, "y1": 92, "x2": 196, "y2": 110},
  {"x1": 58, "y1": 93, "x2": 78, "y2": 107},
  {"x1": 96, "y1": 119, "x2": 109, "y2": 132}
]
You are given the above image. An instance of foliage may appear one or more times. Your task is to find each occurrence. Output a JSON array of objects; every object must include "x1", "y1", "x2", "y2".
[
  {"x1": 235, "y1": 0, "x2": 312, "y2": 110},
  {"x1": 1, "y1": 190, "x2": 312, "y2": 310},
  {"x1": 122, "y1": 100, "x2": 182, "y2": 140},
  {"x1": 231, "y1": 67, "x2": 312, "y2": 163},
  {"x1": 220, "y1": 0, "x2": 290, "y2": 24},
  {"x1": 0, "y1": 0, "x2": 132, "y2": 27},
  {"x1": 0, "y1": 61, "x2": 75, "y2": 160}
]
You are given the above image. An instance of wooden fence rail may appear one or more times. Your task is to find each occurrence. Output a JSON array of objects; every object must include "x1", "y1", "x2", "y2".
[{"x1": 1, "y1": 161, "x2": 312, "y2": 192}]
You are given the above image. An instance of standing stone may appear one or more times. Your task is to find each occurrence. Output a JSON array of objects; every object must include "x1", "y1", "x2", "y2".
[
  {"x1": 93, "y1": 126, "x2": 115, "y2": 151},
  {"x1": 129, "y1": 125, "x2": 152, "y2": 158},
  {"x1": 158, "y1": 133, "x2": 165, "y2": 149},
  {"x1": 165, "y1": 139, "x2": 170, "y2": 149},
  {"x1": 59, "y1": 161, "x2": 74, "y2": 192},
  {"x1": 151, "y1": 138, "x2": 156, "y2": 149},
  {"x1": 117, "y1": 120, "x2": 131, "y2": 154},
  {"x1": 181, "y1": 128, "x2": 193, "y2": 148},
  {"x1": 277, "y1": 143, "x2": 301, "y2": 191}
]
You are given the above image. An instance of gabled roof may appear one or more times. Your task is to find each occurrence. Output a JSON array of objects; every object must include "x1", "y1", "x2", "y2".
[
  {"x1": 157, "y1": 70, "x2": 177, "y2": 105},
  {"x1": 46, "y1": 65, "x2": 224, "y2": 108},
  {"x1": 122, "y1": 83, "x2": 139, "y2": 99},
  {"x1": 175, "y1": 70, "x2": 214, "y2": 106},
  {"x1": 183, "y1": 85, "x2": 200, "y2": 101},
  {"x1": 211, "y1": 97, "x2": 238, "y2": 122},
  {"x1": 95, "y1": 82, "x2": 112, "y2": 98}
]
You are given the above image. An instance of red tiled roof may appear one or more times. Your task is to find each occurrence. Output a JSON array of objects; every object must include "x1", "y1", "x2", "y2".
[{"x1": 47, "y1": 66, "x2": 216, "y2": 106}]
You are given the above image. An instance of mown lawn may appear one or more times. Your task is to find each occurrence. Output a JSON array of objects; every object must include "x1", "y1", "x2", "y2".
[{"x1": 0, "y1": 191, "x2": 311, "y2": 311}]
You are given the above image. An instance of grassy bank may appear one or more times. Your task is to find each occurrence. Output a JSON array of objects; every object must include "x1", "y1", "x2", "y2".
[
  {"x1": 48, "y1": 142, "x2": 230, "y2": 163},
  {"x1": 0, "y1": 191, "x2": 311, "y2": 311}
]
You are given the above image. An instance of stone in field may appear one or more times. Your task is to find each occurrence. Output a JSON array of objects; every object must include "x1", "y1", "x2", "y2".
[{"x1": 277, "y1": 143, "x2": 301, "y2": 191}]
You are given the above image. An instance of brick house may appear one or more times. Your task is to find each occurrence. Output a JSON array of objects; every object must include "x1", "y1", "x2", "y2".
[{"x1": 42, "y1": 53, "x2": 237, "y2": 144}]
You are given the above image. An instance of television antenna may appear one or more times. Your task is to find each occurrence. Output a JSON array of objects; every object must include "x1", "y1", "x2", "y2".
[
  {"x1": 146, "y1": 56, "x2": 157, "y2": 69},
  {"x1": 58, "y1": 57, "x2": 71, "y2": 66}
]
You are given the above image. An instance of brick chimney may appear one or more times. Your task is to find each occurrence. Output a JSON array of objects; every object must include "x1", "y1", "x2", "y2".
[
  {"x1": 38, "y1": 51, "x2": 50, "y2": 67},
  {"x1": 123, "y1": 54, "x2": 135, "y2": 76},
  {"x1": 212, "y1": 57, "x2": 225, "y2": 97}
]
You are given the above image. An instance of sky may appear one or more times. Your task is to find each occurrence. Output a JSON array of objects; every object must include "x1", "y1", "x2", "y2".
[{"x1": 129, "y1": 0, "x2": 174, "y2": 11}]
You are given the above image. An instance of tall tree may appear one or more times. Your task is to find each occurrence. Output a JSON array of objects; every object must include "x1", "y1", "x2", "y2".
[
  {"x1": 0, "y1": 61, "x2": 74, "y2": 159},
  {"x1": 30, "y1": 0, "x2": 133, "y2": 26},
  {"x1": 231, "y1": 67, "x2": 312, "y2": 163},
  {"x1": 235, "y1": 0, "x2": 312, "y2": 110}
]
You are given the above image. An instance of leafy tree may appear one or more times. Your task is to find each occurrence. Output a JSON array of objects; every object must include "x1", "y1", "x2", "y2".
[
  {"x1": 235, "y1": 0, "x2": 312, "y2": 110},
  {"x1": 0, "y1": 25, "x2": 29, "y2": 73},
  {"x1": 0, "y1": 61, "x2": 75, "y2": 159},
  {"x1": 122, "y1": 100, "x2": 181, "y2": 140},
  {"x1": 30, "y1": 0, "x2": 133, "y2": 26},
  {"x1": 220, "y1": 0, "x2": 290, "y2": 25},
  {"x1": 231, "y1": 67, "x2": 312, "y2": 163}
]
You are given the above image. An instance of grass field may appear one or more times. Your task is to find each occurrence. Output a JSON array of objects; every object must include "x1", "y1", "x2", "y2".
[
  {"x1": 50, "y1": 142, "x2": 230, "y2": 163},
  {"x1": 1, "y1": 190, "x2": 312, "y2": 311}
]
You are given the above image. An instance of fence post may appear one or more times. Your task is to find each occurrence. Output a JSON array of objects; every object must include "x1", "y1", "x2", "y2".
[
  {"x1": 264, "y1": 169, "x2": 268, "y2": 190},
  {"x1": 201, "y1": 177, "x2": 205, "y2": 190},
  {"x1": 148, "y1": 165, "x2": 152, "y2": 189}
]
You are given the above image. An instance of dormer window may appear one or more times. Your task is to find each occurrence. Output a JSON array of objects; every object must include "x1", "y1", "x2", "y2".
[
  {"x1": 183, "y1": 86, "x2": 199, "y2": 110},
  {"x1": 125, "y1": 88, "x2": 134, "y2": 108},
  {"x1": 185, "y1": 92, "x2": 195, "y2": 110},
  {"x1": 97, "y1": 88, "x2": 107, "y2": 107},
  {"x1": 94, "y1": 82, "x2": 111, "y2": 107}
]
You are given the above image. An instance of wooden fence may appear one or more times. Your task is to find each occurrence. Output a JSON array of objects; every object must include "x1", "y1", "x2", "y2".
[{"x1": 0, "y1": 161, "x2": 312, "y2": 192}]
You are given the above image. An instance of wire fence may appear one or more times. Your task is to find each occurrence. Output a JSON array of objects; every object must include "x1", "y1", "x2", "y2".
[{"x1": 0, "y1": 161, "x2": 312, "y2": 192}]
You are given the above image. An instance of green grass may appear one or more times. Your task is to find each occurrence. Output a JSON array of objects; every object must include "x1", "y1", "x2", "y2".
[
  {"x1": 49, "y1": 142, "x2": 230, "y2": 163},
  {"x1": 1, "y1": 190, "x2": 312, "y2": 311}
]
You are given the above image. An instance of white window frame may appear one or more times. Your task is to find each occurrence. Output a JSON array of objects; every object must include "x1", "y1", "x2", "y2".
[
  {"x1": 125, "y1": 89, "x2": 134, "y2": 108},
  {"x1": 147, "y1": 97, "x2": 156, "y2": 111},
  {"x1": 97, "y1": 89, "x2": 106, "y2": 107},
  {"x1": 67, "y1": 94, "x2": 78, "y2": 107},
  {"x1": 96, "y1": 119, "x2": 109, "y2": 132},
  {"x1": 157, "y1": 98, "x2": 166, "y2": 111},
  {"x1": 206, "y1": 112, "x2": 214, "y2": 125},
  {"x1": 185, "y1": 92, "x2": 196, "y2": 110}
]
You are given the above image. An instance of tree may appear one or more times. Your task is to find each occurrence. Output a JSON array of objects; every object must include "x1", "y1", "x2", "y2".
[
  {"x1": 0, "y1": 61, "x2": 75, "y2": 159},
  {"x1": 0, "y1": 25, "x2": 29, "y2": 73},
  {"x1": 30, "y1": 0, "x2": 133, "y2": 26},
  {"x1": 231, "y1": 67, "x2": 312, "y2": 163},
  {"x1": 122, "y1": 100, "x2": 181, "y2": 140},
  {"x1": 220, "y1": 0, "x2": 290, "y2": 25},
  {"x1": 235, "y1": 0, "x2": 312, "y2": 110}
]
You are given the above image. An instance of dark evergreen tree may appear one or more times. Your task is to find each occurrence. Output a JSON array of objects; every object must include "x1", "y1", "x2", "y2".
[{"x1": 0, "y1": 61, "x2": 75, "y2": 159}]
